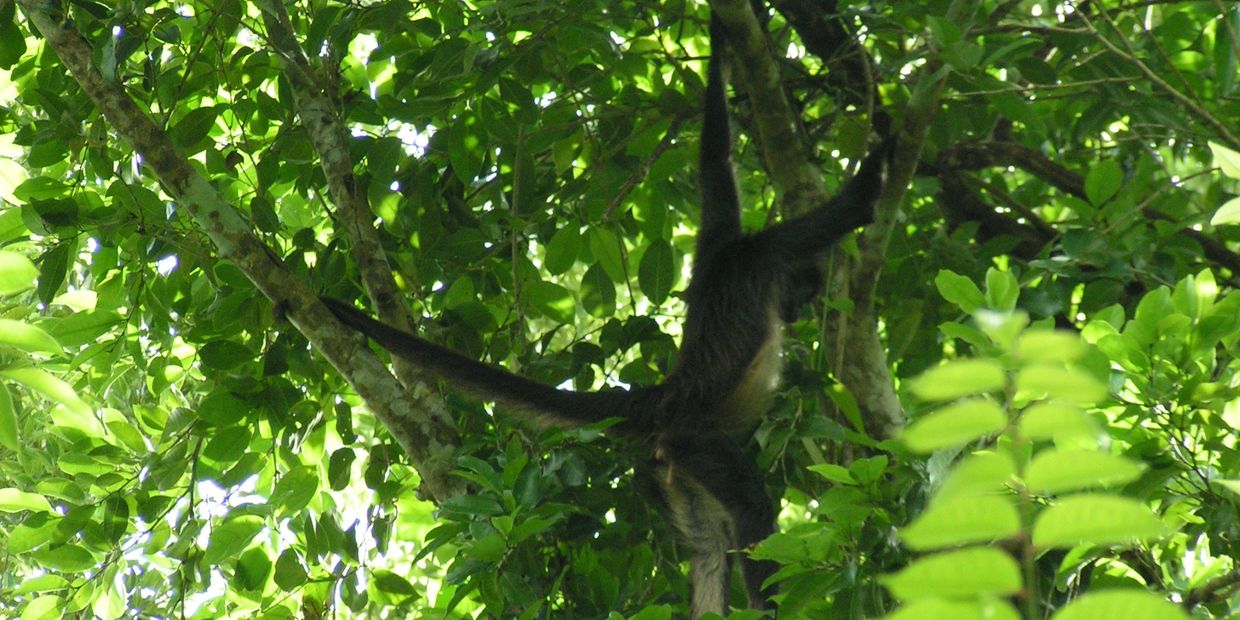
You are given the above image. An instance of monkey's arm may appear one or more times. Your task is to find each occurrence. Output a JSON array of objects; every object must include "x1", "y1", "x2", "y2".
[
  {"x1": 696, "y1": 17, "x2": 743, "y2": 258},
  {"x1": 754, "y1": 138, "x2": 892, "y2": 259}
]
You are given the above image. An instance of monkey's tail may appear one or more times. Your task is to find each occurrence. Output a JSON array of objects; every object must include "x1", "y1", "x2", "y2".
[{"x1": 319, "y1": 297, "x2": 649, "y2": 431}]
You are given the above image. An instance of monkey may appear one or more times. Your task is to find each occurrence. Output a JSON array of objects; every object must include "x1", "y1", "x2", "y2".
[{"x1": 319, "y1": 15, "x2": 890, "y2": 617}]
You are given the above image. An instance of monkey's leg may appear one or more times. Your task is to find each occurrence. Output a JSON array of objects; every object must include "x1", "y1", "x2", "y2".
[{"x1": 661, "y1": 434, "x2": 778, "y2": 613}]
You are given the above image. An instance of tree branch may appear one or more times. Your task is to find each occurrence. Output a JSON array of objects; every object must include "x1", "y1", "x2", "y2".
[
  {"x1": 256, "y1": 1, "x2": 462, "y2": 437},
  {"x1": 18, "y1": 0, "x2": 461, "y2": 501}
]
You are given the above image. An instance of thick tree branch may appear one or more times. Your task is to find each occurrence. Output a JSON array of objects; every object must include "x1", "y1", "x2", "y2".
[
  {"x1": 939, "y1": 141, "x2": 1240, "y2": 276},
  {"x1": 710, "y1": 0, "x2": 829, "y2": 213},
  {"x1": 257, "y1": 1, "x2": 462, "y2": 440},
  {"x1": 19, "y1": 0, "x2": 461, "y2": 501}
]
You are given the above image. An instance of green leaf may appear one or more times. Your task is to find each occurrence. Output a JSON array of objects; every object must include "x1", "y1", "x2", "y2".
[
  {"x1": 1018, "y1": 402, "x2": 1098, "y2": 443},
  {"x1": 170, "y1": 106, "x2": 219, "y2": 151},
  {"x1": 18, "y1": 595, "x2": 63, "y2": 620},
  {"x1": 1032, "y1": 495, "x2": 1164, "y2": 548},
  {"x1": 1217, "y1": 480, "x2": 1240, "y2": 497},
  {"x1": 198, "y1": 340, "x2": 255, "y2": 370},
  {"x1": 526, "y1": 280, "x2": 574, "y2": 323},
  {"x1": 935, "y1": 451, "x2": 1016, "y2": 502},
  {"x1": 1052, "y1": 590, "x2": 1189, "y2": 620},
  {"x1": 984, "y1": 268, "x2": 1018, "y2": 311},
  {"x1": 0, "y1": 319, "x2": 62, "y2": 355},
  {"x1": 0, "y1": 251, "x2": 37, "y2": 294},
  {"x1": 637, "y1": 239, "x2": 675, "y2": 305},
  {"x1": 1025, "y1": 449, "x2": 1145, "y2": 494},
  {"x1": 0, "y1": 384, "x2": 16, "y2": 451},
  {"x1": 1016, "y1": 364, "x2": 1107, "y2": 404},
  {"x1": 1015, "y1": 330, "x2": 1085, "y2": 363},
  {"x1": 935, "y1": 270, "x2": 985, "y2": 313},
  {"x1": 1084, "y1": 159, "x2": 1122, "y2": 206},
  {"x1": 885, "y1": 598, "x2": 1020, "y2": 620},
  {"x1": 0, "y1": 488, "x2": 53, "y2": 513},
  {"x1": 544, "y1": 227, "x2": 581, "y2": 275},
  {"x1": 1210, "y1": 141, "x2": 1240, "y2": 179},
  {"x1": 901, "y1": 496, "x2": 1021, "y2": 550},
  {"x1": 328, "y1": 448, "x2": 356, "y2": 491},
  {"x1": 31, "y1": 543, "x2": 95, "y2": 572},
  {"x1": 274, "y1": 549, "x2": 308, "y2": 590},
  {"x1": 1209, "y1": 196, "x2": 1240, "y2": 226},
  {"x1": 234, "y1": 546, "x2": 273, "y2": 592},
  {"x1": 0, "y1": 367, "x2": 92, "y2": 418},
  {"x1": 901, "y1": 399, "x2": 1007, "y2": 453},
  {"x1": 372, "y1": 569, "x2": 420, "y2": 599},
  {"x1": 587, "y1": 228, "x2": 626, "y2": 283},
  {"x1": 270, "y1": 466, "x2": 319, "y2": 516},
  {"x1": 808, "y1": 463, "x2": 857, "y2": 486},
  {"x1": 882, "y1": 548, "x2": 1021, "y2": 600},
  {"x1": 908, "y1": 359, "x2": 1007, "y2": 402},
  {"x1": 204, "y1": 516, "x2": 265, "y2": 564}
]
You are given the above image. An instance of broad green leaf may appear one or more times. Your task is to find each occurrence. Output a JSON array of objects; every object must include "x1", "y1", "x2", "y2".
[
  {"x1": 234, "y1": 546, "x2": 272, "y2": 592},
  {"x1": 0, "y1": 319, "x2": 62, "y2": 355},
  {"x1": 808, "y1": 463, "x2": 857, "y2": 486},
  {"x1": 31, "y1": 543, "x2": 95, "y2": 572},
  {"x1": 1210, "y1": 141, "x2": 1240, "y2": 179},
  {"x1": 274, "y1": 549, "x2": 308, "y2": 590},
  {"x1": 0, "y1": 367, "x2": 91, "y2": 417},
  {"x1": 1032, "y1": 495, "x2": 1164, "y2": 548},
  {"x1": 637, "y1": 239, "x2": 675, "y2": 305},
  {"x1": 270, "y1": 466, "x2": 319, "y2": 516},
  {"x1": 543, "y1": 227, "x2": 581, "y2": 275},
  {"x1": 901, "y1": 496, "x2": 1020, "y2": 550},
  {"x1": 169, "y1": 106, "x2": 219, "y2": 151},
  {"x1": 1015, "y1": 364, "x2": 1107, "y2": 404},
  {"x1": 883, "y1": 597, "x2": 1020, "y2": 620},
  {"x1": 935, "y1": 270, "x2": 985, "y2": 313},
  {"x1": 1025, "y1": 449, "x2": 1144, "y2": 494},
  {"x1": 1209, "y1": 196, "x2": 1240, "y2": 226},
  {"x1": 1084, "y1": 159, "x2": 1122, "y2": 205},
  {"x1": 1018, "y1": 402, "x2": 1099, "y2": 443},
  {"x1": 204, "y1": 516, "x2": 265, "y2": 564},
  {"x1": 526, "y1": 280, "x2": 574, "y2": 323},
  {"x1": 0, "y1": 488, "x2": 53, "y2": 513},
  {"x1": 1015, "y1": 330, "x2": 1085, "y2": 363},
  {"x1": 581, "y1": 263, "x2": 616, "y2": 318},
  {"x1": 1052, "y1": 590, "x2": 1189, "y2": 620},
  {"x1": 0, "y1": 251, "x2": 37, "y2": 294},
  {"x1": 198, "y1": 340, "x2": 255, "y2": 370},
  {"x1": 935, "y1": 451, "x2": 1016, "y2": 502},
  {"x1": 908, "y1": 359, "x2": 1007, "y2": 402},
  {"x1": 0, "y1": 384, "x2": 16, "y2": 451},
  {"x1": 19, "y1": 595, "x2": 63, "y2": 620},
  {"x1": 587, "y1": 228, "x2": 626, "y2": 283},
  {"x1": 984, "y1": 268, "x2": 1018, "y2": 311},
  {"x1": 882, "y1": 548, "x2": 1021, "y2": 600},
  {"x1": 901, "y1": 399, "x2": 1007, "y2": 453}
]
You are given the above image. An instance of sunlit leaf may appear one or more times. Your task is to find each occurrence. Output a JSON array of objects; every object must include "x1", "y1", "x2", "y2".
[
  {"x1": 935, "y1": 451, "x2": 1016, "y2": 502},
  {"x1": 935, "y1": 270, "x2": 985, "y2": 313},
  {"x1": 0, "y1": 368, "x2": 92, "y2": 418},
  {"x1": 0, "y1": 488, "x2": 53, "y2": 513},
  {"x1": 0, "y1": 251, "x2": 37, "y2": 294},
  {"x1": 1015, "y1": 364, "x2": 1107, "y2": 404},
  {"x1": 883, "y1": 597, "x2": 1020, "y2": 620},
  {"x1": 1032, "y1": 495, "x2": 1164, "y2": 547},
  {"x1": 882, "y1": 548, "x2": 1021, "y2": 600},
  {"x1": 204, "y1": 516, "x2": 265, "y2": 564},
  {"x1": 908, "y1": 359, "x2": 1007, "y2": 402},
  {"x1": 1018, "y1": 402, "x2": 1099, "y2": 443},
  {"x1": 901, "y1": 496, "x2": 1021, "y2": 550},
  {"x1": 901, "y1": 399, "x2": 1007, "y2": 453},
  {"x1": 1052, "y1": 590, "x2": 1189, "y2": 620},
  {"x1": 1210, "y1": 141, "x2": 1240, "y2": 179},
  {"x1": 1025, "y1": 449, "x2": 1145, "y2": 494}
]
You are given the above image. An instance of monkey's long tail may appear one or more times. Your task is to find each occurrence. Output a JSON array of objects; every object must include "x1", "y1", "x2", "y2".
[{"x1": 319, "y1": 297, "x2": 645, "y2": 430}]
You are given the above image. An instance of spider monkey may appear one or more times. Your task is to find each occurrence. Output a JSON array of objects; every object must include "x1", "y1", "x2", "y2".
[{"x1": 320, "y1": 15, "x2": 889, "y2": 617}]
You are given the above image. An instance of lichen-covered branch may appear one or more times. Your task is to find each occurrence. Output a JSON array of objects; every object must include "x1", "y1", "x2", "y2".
[
  {"x1": 256, "y1": 1, "x2": 462, "y2": 439},
  {"x1": 18, "y1": 0, "x2": 461, "y2": 501}
]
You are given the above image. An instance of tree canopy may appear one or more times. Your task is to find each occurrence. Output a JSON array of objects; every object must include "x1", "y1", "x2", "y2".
[{"x1": 0, "y1": 0, "x2": 1238, "y2": 618}]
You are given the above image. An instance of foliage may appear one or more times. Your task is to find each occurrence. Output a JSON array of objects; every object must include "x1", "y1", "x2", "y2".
[{"x1": 0, "y1": 0, "x2": 1238, "y2": 618}]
